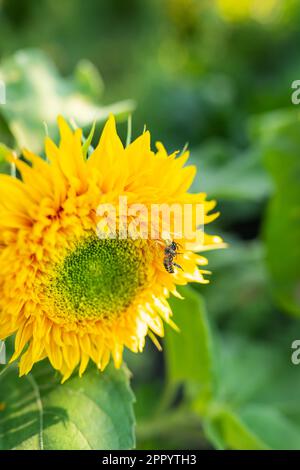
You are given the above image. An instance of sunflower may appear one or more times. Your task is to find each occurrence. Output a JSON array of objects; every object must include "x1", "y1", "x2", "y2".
[{"x1": 0, "y1": 115, "x2": 224, "y2": 382}]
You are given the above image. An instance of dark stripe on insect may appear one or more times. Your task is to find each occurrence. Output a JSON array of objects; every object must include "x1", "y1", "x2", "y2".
[{"x1": 163, "y1": 257, "x2": 175, "y2": 273}]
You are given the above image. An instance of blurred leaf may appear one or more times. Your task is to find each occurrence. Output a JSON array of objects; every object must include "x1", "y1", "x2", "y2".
[
  {"x1": 202, "y1": 334, "x2": 300, "y2": 450},
  {"x1": 191, "y1": 141, "x2": 271, "y2": 202},
  {"x1": 0, "y1": 362, "x2": 135, "y2": 450},
  {"x1": 165, "y1": 286, "x2": 215, "y2": 404},
  {"x1": 0, "y1": 49, "x2": 135, "y2": 153},
  {"x1": 0, "y1": 142, "x2": 11, "y2": 162},
  {"x1": 255, "y1": 110, "x2": 300, "y2": 315},
  {"x1": 200, "y1": 238, "x2": 274, "y2": 333},
  {"x1": 134, "y1": 382, "x2": 163, "y2": 422},
  {"x1": 0, "y1": 142, "x2": 14, "y2": 174},
  {"x1": 74, "y1": 60, "x2": 104, "y2": 100},
  {"x1": 134, "y1": 289, "x2": 213, "y2": 449},
  {"x1": 136, "y1": 407, "x2": 203, "y2": 450},
  {"x1": 204, "y1": 407, "x2": 267, "y2": 450}
]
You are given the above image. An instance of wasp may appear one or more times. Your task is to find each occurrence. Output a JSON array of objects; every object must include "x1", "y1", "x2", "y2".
[{"x1": 163, "y1": 241, "x2": 183, "y2": 274}]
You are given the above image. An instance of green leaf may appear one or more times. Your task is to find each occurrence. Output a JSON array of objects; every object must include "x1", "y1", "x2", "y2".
[
  {"x1": 0, "y1": 142, "x2": 14, "y2": 174},
  {"x1": 191, "y1": 141, "x2": 271, "y2": 202},
  {"x1": 0, "y1": 362, "x2": 135, "y2": 450},
  {"x1": 200, "y1": 238, "x2": 273, "y2": 334},
  {"x1": 238, "y1": 405, "x2": 300, "y2": 450},
  {"x1": 74, "y1": 60, "x2": 104, "y2": 100},
  {"x1": 165, "y1": 286, "x2": 215, "y2": 405},
  {"x1": 255, "y1": 110, "x2": 300, "y2": 315},
  {"x1": 204, "y1": 407, "x2": 267, "y2": 450},
  {"x1": 202, "y1": 334, "x2": 300, "y2": 450},
  {"x1": 0, "y1": 143, "x2": 10, "y2": 162},
  {"x1": 0, "y1": 49, "x2": 135, "y2": 153}
]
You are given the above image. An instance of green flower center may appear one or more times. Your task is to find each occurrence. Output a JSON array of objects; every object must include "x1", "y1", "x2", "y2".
[{"x1": 48, "y1": 235, "x2": 151, "y2": 320}]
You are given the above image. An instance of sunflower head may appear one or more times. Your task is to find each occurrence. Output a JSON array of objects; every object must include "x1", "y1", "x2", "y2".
[{"x1": 0, "y1": 115, "x2": 224, "y2": 382}]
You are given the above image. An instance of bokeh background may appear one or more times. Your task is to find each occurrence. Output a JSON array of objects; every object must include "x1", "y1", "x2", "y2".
[{"x1": 1, "y1": 0, "x2": 300, "y2": 450}]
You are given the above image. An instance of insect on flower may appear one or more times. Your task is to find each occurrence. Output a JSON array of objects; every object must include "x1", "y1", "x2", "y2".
[{"x1": 163, "y1": 241, "x2": 183, "y2": 274}]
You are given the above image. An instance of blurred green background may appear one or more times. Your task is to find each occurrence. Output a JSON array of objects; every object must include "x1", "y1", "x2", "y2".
[{"x1": 1, "y1": 0, "x2": 300, "y2": 450}]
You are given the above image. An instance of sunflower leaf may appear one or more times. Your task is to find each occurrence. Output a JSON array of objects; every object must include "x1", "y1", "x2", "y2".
[
  {"x1": 202, "y1": 333, "x2": 300, "y2": 450},
  {"x1": 0, "y1": 362, "x2": 135, "y2": 450},
  {"x1": 255, "y1": 110, "x2": 300, "y2": 315}
]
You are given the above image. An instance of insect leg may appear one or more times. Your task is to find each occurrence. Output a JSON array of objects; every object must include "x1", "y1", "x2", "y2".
[{"x1": 173, "y1": 262, "x2": 183, "y2": 271}]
